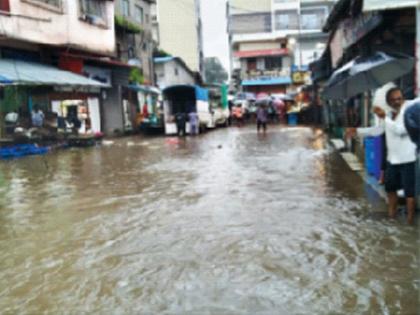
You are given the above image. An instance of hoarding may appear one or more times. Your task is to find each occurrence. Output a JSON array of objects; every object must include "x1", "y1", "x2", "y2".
[{"x1": 363, "y1": 0, "x2": 419, "y2": 12}]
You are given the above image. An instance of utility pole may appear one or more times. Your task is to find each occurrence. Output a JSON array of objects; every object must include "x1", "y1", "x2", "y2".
[{"x1": 297, "y1": 0, "x2": 303, "y2": 69}]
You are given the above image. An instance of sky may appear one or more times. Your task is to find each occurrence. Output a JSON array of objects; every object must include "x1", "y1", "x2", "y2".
[{"x1": 200, "y1": 0, "x2": 230, "y2": 75}]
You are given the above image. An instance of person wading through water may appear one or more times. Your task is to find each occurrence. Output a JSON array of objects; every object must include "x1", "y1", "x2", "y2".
[{"x1": 347, "y1": 87, "x2": 417, "y2": 224}]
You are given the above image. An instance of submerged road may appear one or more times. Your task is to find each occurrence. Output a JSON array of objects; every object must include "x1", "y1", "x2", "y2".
[{"x1": 0, "y1": 126, "x2": 419, "y2": 314}]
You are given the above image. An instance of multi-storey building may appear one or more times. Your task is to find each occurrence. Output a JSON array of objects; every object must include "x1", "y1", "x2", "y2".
[
  {"x1": 0, "y1": 0, "x2": 115, "y2": 55},
  {"x1": 229, "y1": 0, "x2": 335, "y2": 94},
  {"x1": 0, "y1": 0, "x2": 116, "y2": 135},
  {"x1": 155, "y1": 0, "x2": 204, "y2": 74},
  {"x1": 114, "y1": 0, "x2": 156, "y2": 85}
]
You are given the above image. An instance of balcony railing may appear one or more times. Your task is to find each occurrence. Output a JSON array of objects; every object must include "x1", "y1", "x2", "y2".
[{"x1": 242, "y1": 68, "x2": 291, "y2": 80}]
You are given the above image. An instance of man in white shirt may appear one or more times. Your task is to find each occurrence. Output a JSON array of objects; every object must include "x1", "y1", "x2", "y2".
[{"x1": 348, "y1": 87, "x2": 417, "y2": 224}]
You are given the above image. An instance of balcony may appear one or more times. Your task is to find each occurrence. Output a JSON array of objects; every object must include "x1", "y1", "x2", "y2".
[{"x1": 242, "y1": 68, "x2": 291, "y2": 80}]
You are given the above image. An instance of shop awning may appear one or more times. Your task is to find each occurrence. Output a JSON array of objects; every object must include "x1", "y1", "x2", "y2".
[
  {"x1": 127, "y1": 84, "x2": 161, "y2": 94},
  {"x1": 0, "y1": 59, "x2": 108, "y2": 87},
  {"x1": 241, "y1": 77, "x2": 292, "y2": 86}
]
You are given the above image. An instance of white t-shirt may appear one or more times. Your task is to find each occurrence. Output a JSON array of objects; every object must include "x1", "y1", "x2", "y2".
[
  {"x1": 5, "y1": 112, "x2": 18, "y2": 123},
  {"x1": 357, "y1": 102, "x2": 416, "y2": 165}
]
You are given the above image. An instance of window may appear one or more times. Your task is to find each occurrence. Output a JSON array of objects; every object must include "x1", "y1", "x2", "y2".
[
  {"x1": 174, "y1": 68, "x2": 179, "y2": 76},
  {"x1": 275, "y1": 10, "x2": 298, "y2": 30},
  {"x1": 231, "y1": 13, "x2": 272, "y2": 34},
  {"x1": 264, "y1": 57, "x2": 282, "y2": 70},
  {"x1": 300, "y1": 7, "x2": 327, "y2": 30},
  {"x1": 247, "y1": 58, "x2": 257, "y2": 71},
  {"x1": 122, "y1": 0, "x2": 129, "y2": 16},
  {"x1": 145, "y1": 14, "x2": 149, "y2": 24},
  {"x1": 79, "y1": 0, "x2": 108, "y2": 27},
  {"x1": 21, "y1": 0, "x2": 63, "y2": 12},
  {"x1": 0, "y1": 0, "x2": 10, "y2": 12},
  {"x1": 135, "y1": 5, "x2": 143, "y2": 23}
]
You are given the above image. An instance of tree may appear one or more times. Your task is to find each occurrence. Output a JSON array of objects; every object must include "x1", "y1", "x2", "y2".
[{"x1": 204, "y1": 57, "x2": 228, "y2": 84}]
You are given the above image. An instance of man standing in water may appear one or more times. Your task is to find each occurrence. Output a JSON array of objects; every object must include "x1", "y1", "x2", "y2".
[
  {"x1": 175, "y1": 112, "x2": 187, "y2": 137},
  {"x1": 256, "y1": 104, "x2": 268, "y2": 134},
  {"x1": 348, "y1": 87, "x2": 417, "y2": 224}
]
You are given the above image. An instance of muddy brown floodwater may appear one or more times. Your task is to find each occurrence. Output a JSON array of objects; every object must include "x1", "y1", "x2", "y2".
[{"x1": 0, "y1": 126, "x2": 419, "y2": 314}]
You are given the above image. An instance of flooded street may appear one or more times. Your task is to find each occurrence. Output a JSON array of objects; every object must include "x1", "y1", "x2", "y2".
[{"x1": 0, "y1": 126, "x2": 419, "y2": 314}]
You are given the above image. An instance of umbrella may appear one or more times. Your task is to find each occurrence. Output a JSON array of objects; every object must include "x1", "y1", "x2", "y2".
[
  {"x1": 281, "y1": 95, "x2": 295, "y2": 102},
  {"x1": 272, "y1": 99, "x2": 285, "y2": 111},
  {"x1": 404, "y1": 102, "x2": 420, "y2": 148},
  {"x1": 323, "y1": 51, "x2": 415, "y2": 100},
  {"x1": 256, "y1": 92, "x2": 270, "y2": 100}
]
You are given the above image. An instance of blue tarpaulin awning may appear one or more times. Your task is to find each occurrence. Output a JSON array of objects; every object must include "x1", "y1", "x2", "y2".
[
  {"x1": 241, "y1": 77, "x2": 292, "y2": 86},
  {"x1": 195, "y1": 86, "x2": 209, "y2": 101},
  {"x1": 0, "y1": 59, "x2": 108, "y2": 87}
]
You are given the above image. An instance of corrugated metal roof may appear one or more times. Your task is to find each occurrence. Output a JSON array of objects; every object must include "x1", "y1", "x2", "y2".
[
  {"x1": 127, "y1": 84, "x2": 161, "y2": 94},
  {"x1": 0, "y1": 59, "x2": 108, "y2": 87},
  {"x1": 241, "y1": 77, "x2": 292, "y2": 86}
]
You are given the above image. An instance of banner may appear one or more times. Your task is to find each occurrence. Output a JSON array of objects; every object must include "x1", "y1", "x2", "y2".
[{"x1": 363, "y1": 0, "x2": 419, "y2": 12}]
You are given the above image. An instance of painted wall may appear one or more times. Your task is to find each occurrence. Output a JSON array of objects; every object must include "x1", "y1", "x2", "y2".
[
  {"x1": 157, "y1": 0, "x2": 202, "y2": 72},
  {"x1": 239, "y1": 41, "x2": 282, "y2": 51},
  {"x1": 230, "y1": 0, "x2": 271, "y2": 12},
  {"x1": 0, "y1": 0, "x2": 115, "y2": 55},
  {"x1": 155, "y1": 60, "x2": 195, "y2": 90}
]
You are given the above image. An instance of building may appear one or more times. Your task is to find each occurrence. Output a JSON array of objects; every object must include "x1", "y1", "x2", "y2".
[
  {"x1": 0, "y1": 0, "x2": 115, "y2": 55},
  {"x1": 154, "y1": 56, "x2": 197, "y2": 90},
  {"x1": 114, "y1": 0, "x2": 157, "y2": 85},
  {"x1": 0, "y1": 0, "x2": 116, "y2": 136},
  {"x1": 228, "y1": 0, "x2": 335, "y2": 93},
  {"x1": 155, "y1": 0, "x2": 204, "y2": 74}
]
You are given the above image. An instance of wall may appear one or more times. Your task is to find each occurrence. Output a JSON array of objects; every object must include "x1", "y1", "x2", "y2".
[
  {"x1": 230, "y1": 0, "x2": 271, "y2": 12},
  {"x1": 157, "y1": 0, "x2": 201, "y2": 72},
  {"x1": 115, "y1": 0, "x2": 155, "y2": 84},
  {"x1": 239, "y1": 41, "x2": 281, "y2": 51},
  {"x1": 294, "y1": 36, "x2": 327, "y2": 66},
  {"x1": 101, "y1": 67, "x2": 131, "y2": 135},
  {"x1": 155, "y1": 60, "x2": 195, "y2": 90},
  {"x1": 0, "y1": 0, "x2": 115, "y2": 55}
]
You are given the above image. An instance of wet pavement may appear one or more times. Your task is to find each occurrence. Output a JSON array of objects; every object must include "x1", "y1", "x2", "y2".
[{"x1": 0, "y1": 126, "x2": 419, "y2": 314}]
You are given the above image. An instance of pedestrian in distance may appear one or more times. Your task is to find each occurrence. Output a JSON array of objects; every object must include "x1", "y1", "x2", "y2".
[
  {"x1": 256, "y1": 104, "x2": 268, "y2": 134},
  {"x1": 233, "y1": 105, "x2": 244, "y2": 127},
  {"x1": 188, "y1": 111, "x2": 199, "y2": 136},
  {"x1": 347, "y1": 87, "x2": 417, "y2": 224},
  {"x1": 31, "y1": 105, "x2": 45, "y2": 128}
]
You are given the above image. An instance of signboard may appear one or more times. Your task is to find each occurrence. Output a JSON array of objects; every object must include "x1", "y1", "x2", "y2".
[
  {"x1": 234, "y1": 48, "x2": 289, "y2": 58},
  {"x1": 329, "y1": 13, "x2": 382, "y2": 67},
  {"x1": 83, "y1": 66, "x2": 112, "y2": 86},
  {"x1": 363, "y1": 0, "x2": 420, "y2": 12},
  {"x1": 292, "y1": 71, "x2": 311, "y2": 85},
  {"x1": 340, "y1": 13, "x2": 383, "y2": 49}
]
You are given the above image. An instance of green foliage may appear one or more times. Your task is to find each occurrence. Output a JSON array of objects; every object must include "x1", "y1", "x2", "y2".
[
  {"x1": 0, "y1": 86, "x2": 27, "y2": 113},
  {"x1": 129, "y1": 68, "x2": 144, "y2": 84},
  {"x1": 204, "y1": 57, "x2": 228, "y2": 85},
  {"x1": 115, "y1": 15, "x2": 142, "y2": 34},
  {"x1": 153, "y1": 48, "x2": 171, "y2": 58}
]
